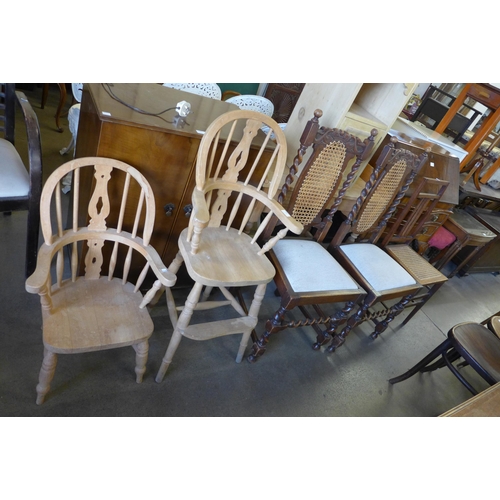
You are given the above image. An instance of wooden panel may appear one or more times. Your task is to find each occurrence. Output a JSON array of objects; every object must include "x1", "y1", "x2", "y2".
[{"x1": 468, "y1": 83, "x2": 500, "y2": 109}]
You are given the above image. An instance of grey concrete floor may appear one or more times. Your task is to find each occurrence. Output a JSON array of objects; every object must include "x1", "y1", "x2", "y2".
[{"x1": 1, "y1": 85, "x2": 499, "y2": 417}]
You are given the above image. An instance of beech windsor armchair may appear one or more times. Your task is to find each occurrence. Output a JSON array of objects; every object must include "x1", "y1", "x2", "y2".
[
  {"x1": 155, "y1": 109, "x2": 303, "y2": 383},
  {"x1": 0, "y1": 84, "x2": 43, "y2": 278},
  {"x1": 26, "y1": 157, "x2": 176, "y2": 404},
  {"x1": 248, "y1": 111, "x2": 377, "y2": 362}
]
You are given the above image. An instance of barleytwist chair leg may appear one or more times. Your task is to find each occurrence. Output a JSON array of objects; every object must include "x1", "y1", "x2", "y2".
[
  {"x1": 313, "y1": 301, "x2": 356, "y2": 350},
  {"x1": 36, "y1": 349, "x2": 58, "y2": 405},
  {"x1": 327, "y1": 302, "x2": 368, "y2": 353},
  {"x1": 247, "y1": 305, "x2": 287, "y2": 363},
  {"x1": 371, "y1": 292, "x2": 415, "y2": 339}
]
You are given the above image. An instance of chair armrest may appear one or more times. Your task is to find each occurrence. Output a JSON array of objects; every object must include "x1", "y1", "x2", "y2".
[
  {"x1": 191, "y1": 187, "x2": 210, "y2": 225},
  {"x1": 260, "y1": 197, "x2": 303, "y2": 235}
]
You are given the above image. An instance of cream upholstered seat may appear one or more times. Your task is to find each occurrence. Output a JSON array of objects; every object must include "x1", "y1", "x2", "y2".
[
  {"x1": 155, "y1": 109, "x2": 303, "y2": 383},
  {"x1": 272, "y1": 240, "x2": 360, "y2": 293},
  {"x1": 0, "y1": 84, "x2": 43, "y2": 278},
  {"x1": 26, "y1": 157, "x2": 176, "y2": 404},
  {"x1": 162, "y1": 83, "x2": 222, "y2": 100},
  {"x1": 339, "y1": 243, "x2": 416, "y2": 291},
  {"x1": 249, "y1": 134, "x2": 432, "y2": 361},
  {"x1": 248, "y1": 111, "x2": 377, "y2": 362}
]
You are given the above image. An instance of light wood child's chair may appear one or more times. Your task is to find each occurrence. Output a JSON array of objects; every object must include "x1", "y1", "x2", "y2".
[
  {"x1": 26, "y1": 157, "x2": 177, "y2": 404},
  {"x1": 155, "y1": 109, "x2": 303, "y2": 383}
]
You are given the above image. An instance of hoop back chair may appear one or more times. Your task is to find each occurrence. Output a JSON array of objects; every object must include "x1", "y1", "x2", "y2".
[
  {"x1": 248, "y1": 111, "x2": 378, "y2": 362},
  {"x1": 324, "y1": 139, "x2": 432, "y2": 353},
  {"x1": 26, "y1": 157, "x2": 177, "y2": 404},
  {"x1": 0, "y1": 84, "x2": 43, "y2": 278},
  {"x1": 162, "y1": 83, "x2": 222, "y2": 100},
  {"x1": 226, "y1": 95, "x2": 274, "y2": 116},
  {"x1": 155, "y1": 109, "x2": 303, "y2": 383}
]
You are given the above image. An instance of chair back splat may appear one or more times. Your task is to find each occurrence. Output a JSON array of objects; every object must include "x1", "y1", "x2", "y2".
[
  {"x1": 26, "y1": 157, "x2": 176, "y2": 404},
  {"x1": 155, "y1": 110, "x2": 303, "y2": 382}
]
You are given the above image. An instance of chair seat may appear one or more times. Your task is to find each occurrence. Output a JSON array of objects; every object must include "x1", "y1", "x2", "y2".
[
  {"x1": 385, "y1": 245, "x2": 448, "y2": 286},
  {"x1": 272, "y1": 239, "x2": 360, "y2": 293},
  {"x1": 42, "y1": 277, "x2": 154, "y2": 354},
  {"x1": 0, "y1": 138, "x2": 29, "y2": 198},
  {"x1": 339, "y1": 243, "x2": 417, "y2": 291},
  {"x1": 451, "y1": 322, "x2": 500, "y2": 382},
  {"x1": 178, "y1": 226, "x2": 276, "y2": 287}
]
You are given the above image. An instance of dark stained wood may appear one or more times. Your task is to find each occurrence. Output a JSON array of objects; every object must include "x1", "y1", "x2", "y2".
[
  {"x1": 264, "y1": 83, "x2": 305, "y2": 123},
  {"x1": 247, "y1": 114, "x2": 376, "y2": 362},
  {"x1": 391, "y1": 322, "x2": 500, "y2": 396},
  {"x1": 0, "y1": 84, "x2": 43, "y2": 277}
]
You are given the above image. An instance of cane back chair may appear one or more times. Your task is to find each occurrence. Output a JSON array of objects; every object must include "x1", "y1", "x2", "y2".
[
  {"x1": 324, "y1": 139, "x2": 434, "y2": 353},
  {"x1": 155, "y1": 109, "x2": 303, "y2": 383},
  {"x1": 0, "y1": 84, "x2": 43, "y2": 277},
  {"x1": 375, "y1": 175, "x2": 450, "y2": 326},
  {"x1": 247, "y1": 111, "x2": 378, "y2": 362},
  {"x1": 26, "y1": 157, "x2": 177, "y2": 404}
]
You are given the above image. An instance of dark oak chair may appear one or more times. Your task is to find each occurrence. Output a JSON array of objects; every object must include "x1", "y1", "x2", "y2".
[
  {"x1": 247, "y1": 111, "x2": 378, "y2": 362},
  {"x1": 324, "y1": 139, "x2": 433, "y2": 353},
  {"x1": 389, "y1": 322, "x2": 500, "y2": 395},
  {"x1": 0, "y1": 83, "x2": 43, "y2": 277},
  {"x1": 375, "y1": 176, "x2": 450, "y2": 326}
]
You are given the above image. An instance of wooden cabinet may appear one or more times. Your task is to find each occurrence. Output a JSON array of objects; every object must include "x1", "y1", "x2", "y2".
[
  {"x1": 283, "y1": 83, "x2": 417, "y2": 182},
  {"x1": 74, "y1": 83, "x2": 274, "y2": 283}
]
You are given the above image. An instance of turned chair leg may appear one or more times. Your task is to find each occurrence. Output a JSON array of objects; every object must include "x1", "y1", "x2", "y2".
[
  {"x1": 36, "y1": 349, "x2": 58, "y2": 405},
  {"x1": 133, "y1": 340, "x2": 149, "y2": 383},
  {"x1": 236, "y1": 284, "x2": 266, "y2": 363},
  {"x1": 156, "y1": 282, "x2": 203, "y2": 383}
]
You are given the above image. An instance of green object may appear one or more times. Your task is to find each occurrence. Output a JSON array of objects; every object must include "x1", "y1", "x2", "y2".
[{"x1": 217, "y1": 83, "x2": 260, "y2": 96}]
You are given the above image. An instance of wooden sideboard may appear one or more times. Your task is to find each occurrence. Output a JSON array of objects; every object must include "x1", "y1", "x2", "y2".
[{"x1": 75, "y1": 83, "x2": 275, "y2": 284}]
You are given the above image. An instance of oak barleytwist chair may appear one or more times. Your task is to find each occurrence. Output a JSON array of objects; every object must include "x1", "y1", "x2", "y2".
[
  {"x1": 155, "y1": 109, "x2": 303, "y2": 383},
  {"x1": 26, "y1": 157, "x2": 177, "y2": 404},
  {"x1": 324, "y1": 141, "x2": 433, "y2": 353},
  {"x1": 162, "y1": 83, "x2": 222, "y2": 100},
  {"x1": 60, "y1": 83, "x2": 83, "y2": 157},
  {"x1": 226, "y1": 95, "x2": 274, "y2": 116},
  {"x1": 374, "y1": 175, "x2": 450, "y2": 326},
  {"x1": 389, "y1": 321, "x2": 500, "y2": 396},
  {"x1": 0, "y1": 84, "x2": 43, "y2": 278},
  {"x1": 247, "y1": 111, "x2": 377, "y2": 362}
]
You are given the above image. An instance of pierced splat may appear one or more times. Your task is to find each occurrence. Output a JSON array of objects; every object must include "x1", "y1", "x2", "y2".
[
  {"x1": 26, "y1": 157, "x2": 176, "y2": 404},
  {"x1": 88, "y1": 164, "x2": 112, "y2": 231}
]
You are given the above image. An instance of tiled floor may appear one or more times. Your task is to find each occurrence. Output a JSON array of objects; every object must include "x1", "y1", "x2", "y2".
[{"x1": 1, "y1": 85, "x2": 499, "y2": 417}]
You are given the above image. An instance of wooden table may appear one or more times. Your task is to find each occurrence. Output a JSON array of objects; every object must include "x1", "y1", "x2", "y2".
[
  {"x1": 74, "y1": 83, "x2": 273, "y2": 283},
  {"x1": 440, "y1": 381, "x2": 500, "y2": 416}
]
